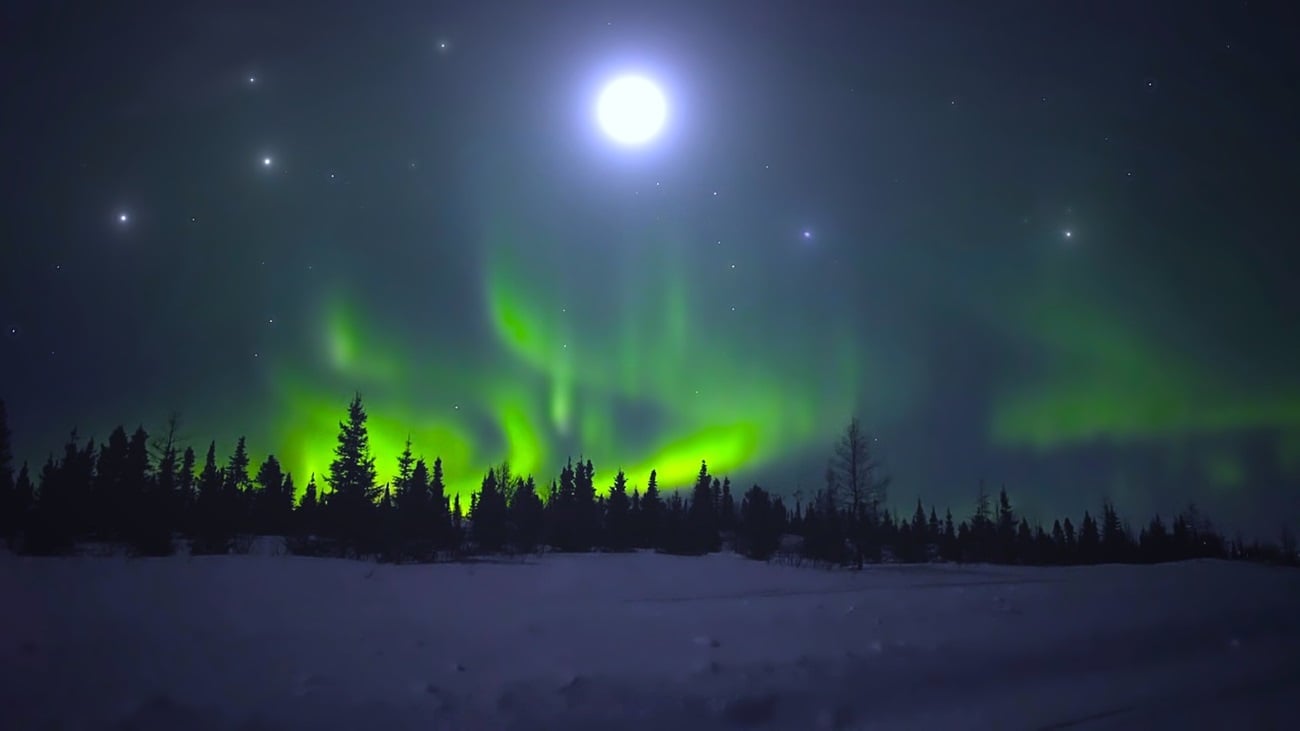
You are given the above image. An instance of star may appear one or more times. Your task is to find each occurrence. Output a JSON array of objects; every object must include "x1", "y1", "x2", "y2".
[
  {"x1": 730, "y1": 263, "x2": 737, "y2": 269},
  {"x1": 262, "y1": 157, "x2": 273, "y2": 167},
  {"x1": 248, "y1": 75, "x2": 257, "y2": 85},
  {"x1": 802, "y1": 230, "x2": 813, "y2": 240},
  {"x1": 117, "y1": 212, "x2": 129, "y2": 223}
]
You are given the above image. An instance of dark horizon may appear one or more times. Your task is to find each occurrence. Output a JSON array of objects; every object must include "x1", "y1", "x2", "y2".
[{"x1": 3, "y1": 0, "x2": 1299, "y2": 539}]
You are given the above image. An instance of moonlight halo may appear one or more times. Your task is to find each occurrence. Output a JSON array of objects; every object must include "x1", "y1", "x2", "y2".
[{"x1": 595, "y1": 74, "x2": 667, "y2": 146}]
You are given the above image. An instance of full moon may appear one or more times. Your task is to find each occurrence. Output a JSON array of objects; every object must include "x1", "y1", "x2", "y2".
[{"x1": 596, "y1": 75, "x2": 667, "y2": 146}]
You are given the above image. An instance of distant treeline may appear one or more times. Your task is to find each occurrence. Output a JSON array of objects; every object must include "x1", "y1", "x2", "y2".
[{"x1": 0, "y1": 395, "x2": 1295, "y2": 567}]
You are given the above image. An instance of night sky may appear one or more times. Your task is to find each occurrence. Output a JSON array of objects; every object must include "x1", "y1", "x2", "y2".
[{"x1": 3, "y1": 1, "x2": 1298, "y2": 535}]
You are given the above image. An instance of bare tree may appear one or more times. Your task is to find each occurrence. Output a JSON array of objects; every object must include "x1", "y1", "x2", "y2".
[
  {"x1": 830, "y1": 417, "x2": 890, "y2": 567},
  {"x1": 830, "y1": 417, "x2": 888, "y2": 522}
]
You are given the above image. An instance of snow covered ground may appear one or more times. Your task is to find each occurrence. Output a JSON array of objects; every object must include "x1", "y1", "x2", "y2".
[{"x1": 3, "y1": 549, "x2": 1298, "y2": 730}]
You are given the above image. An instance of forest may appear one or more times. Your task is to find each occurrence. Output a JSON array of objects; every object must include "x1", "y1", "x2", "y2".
[{"x1": 1, "y1": 394, "x2": 1295, "y2": 568}]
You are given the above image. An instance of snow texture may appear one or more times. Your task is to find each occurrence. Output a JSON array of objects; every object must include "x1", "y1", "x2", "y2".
[{"x1": 2, "y1": 550, "x2": 1298, "y2": 730}]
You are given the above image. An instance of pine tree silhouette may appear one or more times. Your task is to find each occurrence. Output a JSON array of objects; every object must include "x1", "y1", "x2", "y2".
[
  {"x1": 193, "y1": 441, "x2": 229, "y2": 554},
  {"x1": 719, "y1": 477, "x2": 736, "y2": 533},
  {"x1": 996, "y1": 487, "x2": 1016, "y2": 562},
  {"x1": 1079, "y1": 511, "x2": 1100, "y2": 562},
  {"x1": 429, "y1": 457, "x2": 449, "y2": 550},
  {"x1": 605, "y1": 469, "x2": 631, "y2": 551},
  {"x1": 298, "y1": 473, "x2": 319, "y2": 537},
  {"x1": 510, "y1": 475, "x2": 544, "y2": 554},
  {"x1": 640, "y1": 470, "x2": 662, "y2": 549},
  {"x1": 470, "y1": 468, "x2": 508, "y2": 552},
  {"x1": 92, "y1": 426, "x2": 129, "y2": 540},
  {"x1": 688, "y1": 461, "x2": 720, "y2": 553},
  {"x1": 325, "y1": 394, "x2": 379, "y2": 556},
  {"x1": 738, "y1": 484, "x2": 782, "y2": 560},
  {"x1": 223, "y1": 436, "x2": 252, "y2": 537},
  {"x1": 177, "y1": 446, "x2": 196, "y2": 533}
]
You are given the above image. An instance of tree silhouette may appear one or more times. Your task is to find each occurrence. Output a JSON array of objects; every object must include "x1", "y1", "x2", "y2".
[
  {"x1": 688, "y1": 461, "x2": 720, "y2": 553},
  {"x1": 324, "y1": 393, "x2": 379, "y2": 555},
  {"x1": 1078, "y1": 511, "x2": 1100, "y2": 562},
  {"x1": 223, "y1": 436, "x2": 252, "y2": 537},
  {"x1": 640, "y1": 469, "x2": 663, "y2": 549},
  {"x1": 605, "y1": 469, "x2": 631, "y2": 551},
  {"x1": 510, "y1": 474, "x2": 544, "y2": 553},
  {"x1": 738, "y1": 484, "x2": 784, "y2": 560},
  {"x1": 470, "y1": 467, "x2": 507, "y2": 552},
  {"x1": 192, "y1": 441, "x2": 229, "y2": 554}
]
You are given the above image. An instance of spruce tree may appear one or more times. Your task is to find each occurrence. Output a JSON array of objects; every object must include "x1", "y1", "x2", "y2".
[
  {"x1": 641, "y1": 469, "x2": 662, "y2": 549},
  {"x1": 325, "y1": 394, "x2": 379, "y2": 553},
  {"x1": 193, "y1": 441, "x2": 226, "y2": 551},
  {"x1": 739, "y1": 484, "x2": 782, "y2": 560},
  {"x1": 688, "y1": 461, "x2": 719, "y2": 553},
  {"x1": 510, "y1": 475, "x2": 544, "y2": 553},
  {"x1": 605, "y1": 469, "x2": 630, "y2": 550},
  {"x1": 177, "y1": 446, "x2": 196, "y2": 531},
  {"x1": 720, "y1": 477, "x2": 736, "y2": 532},
  {"x1": 223, "y1": 436, "x2": 252, "y2": 535},
  {"x1": 93, "y1": 426, "x2": 130, "y2": 539},
  {"x1": 471, "y1": 468, "x2": 507, "y2": 551},
  {"x1": 254, "y1": 455, "x2": 285, "y2": 534},
  {"x1": 1079, "y1": 511, "x2": 1100, "y2": 562},
  {"x1": 298, "y1": 473, "x2": 319, "y2": 536},
  {"x1": 429, "y1": 457, "x2": 449, "y2": 548}
]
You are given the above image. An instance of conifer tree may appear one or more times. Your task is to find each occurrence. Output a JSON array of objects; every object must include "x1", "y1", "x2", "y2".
[
  {"x1": 193, "y1": 441, "x2": 226, "y2": 551},
  {"x1": 254, "y1": 455, "x2": 285, "y2": 534},
  {"x1": 996, "y1": 486, "x2": 1015, "y2": 561},
  {"x1": 510, "y1": 475, "x2": 544, "y2": 553},
  {"x1": 720, "y1": 477, "x2": 736, "y2": 532},
  {"x1": 298, "y1": 473, "x2": 319, "y2": 536},
  {"x1": 688, "y1": 461, "x2": 719, "y2": 553},
  {"x1": 223, "y1": 436, "x2": 252, "y2": 534},
  {"x1": 92, "y1": 426, "x2": 130, "y2": 538},
  {"x1": 325, "y1": 394, "x2": 379, "y2": 553},
  {"x1": 471, "y1": 468, "x2": 508, "y2": 551},
  {"x1": 392, "y1": 438, "x2": 416, "y2": 510},
  {"x1": 1079, "y1": 511, "x2": 1100, "y2": 561},
  {"x1": 738, "y1": 484, "x2": 782, "y2": 560},
  {"x1": 640, "y1": 469, "x2": 662, "y2": 549},
  {"x1": 605, "y1": 469, "x2": 631, "y2": 550},
  {"x1": 177, "y1": 446, "x2": 196, "y2": 529},
  {"x1": 153, "y1": 418, "x2": 181, "y2": 532},
  {"x1": 429, "y1": 457, "x2": 449, "y2": 548}
]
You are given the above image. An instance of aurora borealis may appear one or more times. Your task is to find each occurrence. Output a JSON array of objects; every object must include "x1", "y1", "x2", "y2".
[{"x1": 2, "y1": 1, "x2": 1298, "y2": 535}]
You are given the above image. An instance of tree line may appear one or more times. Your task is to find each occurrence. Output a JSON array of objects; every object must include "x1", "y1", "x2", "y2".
[{"x1": 0, "y1": 396, "x2": 1295, "y2": 567}]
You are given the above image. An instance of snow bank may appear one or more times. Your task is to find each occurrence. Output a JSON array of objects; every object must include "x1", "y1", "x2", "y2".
[{"x1": 2, "y1": 551, "x2": 1297, "y2": 730}]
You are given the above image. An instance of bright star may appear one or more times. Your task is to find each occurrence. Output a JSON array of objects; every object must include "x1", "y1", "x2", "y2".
[
  {"x1": 118, "y1": 212, "x2": 129, "y2": 223},
  {"x1": 595, "y1": 74, "x2": 668, "y2": 146},
  {"x1": 262, "y1": 157, "x2": 273, "y2": 167}
]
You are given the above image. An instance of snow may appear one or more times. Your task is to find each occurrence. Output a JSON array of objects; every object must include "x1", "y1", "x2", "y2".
[{"x1": 2, "y1": 550, "x2": 1298, "y2": 730}]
